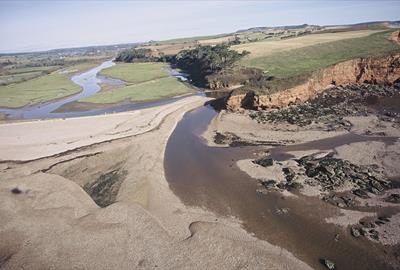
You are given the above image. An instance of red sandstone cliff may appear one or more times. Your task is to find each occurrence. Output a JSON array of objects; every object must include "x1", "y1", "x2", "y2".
[{"x1": 227, "y1": 53, "x2": 400, "y2": 111}]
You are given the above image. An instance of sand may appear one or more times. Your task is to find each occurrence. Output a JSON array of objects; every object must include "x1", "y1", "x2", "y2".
[
  {"x1": 203, "y1": 109, "x2": 400, "y2": 251},
  {"x1": 203, "y1": 110, "x2": 346, "y2": 147},
  {"x1": 0, "y1": 96, "x2": 312, "y2": 270}
]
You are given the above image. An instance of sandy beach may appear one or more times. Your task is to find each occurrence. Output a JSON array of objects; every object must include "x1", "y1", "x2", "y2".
[{"x1": 0, "y1": 95, "x2": 312, "y2": 270}]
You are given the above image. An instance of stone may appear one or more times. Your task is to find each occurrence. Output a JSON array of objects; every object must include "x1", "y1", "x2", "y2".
[
  {"x1": 261, "y1": 179, "x2": 276, "y2": 189},
  {"x1": 322, "y1": 259, "x2": 335, "y2": 270},
  {"x1": 11, "y1": 187, "x2": 22, "y2": 194},
  {"x1": 353, "y1": 189, "x2": 369, "y2": 198},
  {"x1": 275, "y1": 208, "x2": 289, "y2": 215},
  {"x1": 287, "y1": 182, "x2": 303, "y2": 190},
  {"x1": 369, "y1": 229, "x2": 379, "y2": 241},
  {"x1": 360, "y1": 221, "x2": 376, "y2": 229},
  {"x1": 385, "y1": 193, "x2": 400, "y2": 203},
  {"x1": 253, "y1": 157, "x2": 273, "y2": 167},
  {"x1": 282, "y1": 167, "x2": 295, "y2": 182},
  {"x1": 351, "y1": 227, "x2": 361, "y2": 238},
  {"x1": 305, "y1": 167, "x2": 319, "y2": 177}
]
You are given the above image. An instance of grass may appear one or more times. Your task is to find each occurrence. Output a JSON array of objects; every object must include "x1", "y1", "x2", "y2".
[
  {"x1": 0, "y1": 66, "x2": 60, "y2": 86},
  {"x1": 81, "y1": 76, "x2": 191, "y2": 104},
  {"x1": 0, "y1": 62, "x2": 99, "y2": 108},
  {"x1": 99, "y1": 62, "x2": 169, "y2": 83},
  {"x1": 148, "y1": 33, "x2": 229, "y2": 45},
  {"x1": 239, "y1": 30, "x2": 400, "y2": 78},
  {"x1": 81, "y1": 62, "x2": 192, "y2": 104},
  {"x1": 234, "y1": 30, "x2": 382, "y2": 60}
]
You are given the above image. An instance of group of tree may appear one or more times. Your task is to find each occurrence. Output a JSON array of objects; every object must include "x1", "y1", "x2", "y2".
[
  {"x1": 115, "y1": 48, "x2": 158, "y2": 62},
  {"x1": 173, "y1": 44, "x2": 249, "y2": 85}
]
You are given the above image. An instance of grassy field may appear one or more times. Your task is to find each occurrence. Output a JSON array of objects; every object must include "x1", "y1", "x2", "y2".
[
  {"x1": 238, "y1": 30, "x2": 400, "y2": 78},
  {"x1": 99, "y1": 62, "x2": 169, "y2": 83},
  {"x1": 81, "y1": 62, "x2": 191, "y2": 104},
  {"x1": 0, "y1": 62, "x2": 100, "y2": 108},
  {"x1": 0, "y1": 66, "x2": 60, "y2": 86},
  {"x1": 81, "y1": 76, "x2": 190, "y2": 104},
  {"x1": 234, "y1": 30, "x2": 382, "y2": 60},
  {"x1": 148, "y1": 33, "x2": 230, "y2": 45}
]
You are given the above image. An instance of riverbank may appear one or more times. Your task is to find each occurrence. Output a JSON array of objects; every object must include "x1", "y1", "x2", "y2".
[
  {"x1": 0, "y1": 95, "x2": 313, "y2": 270},
  {"x1": 199, "y1": 84, "x2": 400, "y2": 269}
]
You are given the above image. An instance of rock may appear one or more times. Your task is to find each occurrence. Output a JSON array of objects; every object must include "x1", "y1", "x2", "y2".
[
  {"x1": 253, "y1": 157, "x2": 273, "y2": 167},
  {"x1": 322, "y1": 259, "x2": 335, "y2": 270},
  {"x1": 261, "y1": 179, "x2": 276, "y2": 189},
  {"x1": 282, "y1": 167, "x2": 295, "y2": 182},
  {"x1": 351, "y1": 227, "x2": 361, "y2": 238},
  {"x1": 305, "y1": 167, "x2": 319, "y2": 177},
  {"x1": 385, "y1": 193, "x2": 400, "y2": 203},
  {"x1": 369, "y1": 229, "x2": 379, "y2": 241},
  {"x1": 275, "y1": 208, "x2": 289, "y2": 215},
  {"x1": 214, "y1": 132, "x2": 228, "y2": 145},
  {"x1": 286, "y1": 182, "x2": 303, "y2": 190},
  {"x1": 276, "y1": 183, "x2": 286, "y2": 189},
  {"x1": 378, "y1": 216, "x2": 390, "y2": 222},
  {"x1": 11, "y1": 187, "x2": 22, "y2": 194},
  {"x1": 240, "y1": 91, "x2": 259, "y2": 110},
  {"x1": 353, "y1": 189, "x2": 369, "y2": 198},
  {"x1": 359, "y1": 221, "x2": 376, "y2": 228},
  {"x1": 247, "y1": 83, "x2": 400, "y2": 128},
  {"x1": 369, "y1": 187, "x2": 380, "y2": 195}
]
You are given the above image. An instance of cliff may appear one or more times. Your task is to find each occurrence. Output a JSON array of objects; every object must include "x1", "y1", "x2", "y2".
[{"x1": 226, "y1": 53, "x2": 400, "y2": 111}]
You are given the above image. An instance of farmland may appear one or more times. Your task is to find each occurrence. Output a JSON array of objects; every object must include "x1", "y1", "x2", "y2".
[{"x1": 236, "y1": 30, "x2": 400, "y2": 78}]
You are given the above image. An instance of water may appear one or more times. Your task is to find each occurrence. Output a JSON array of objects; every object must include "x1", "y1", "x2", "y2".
[
  {"x1": 164, "y1": 105, "x2": 398, "y2": 270},
  {"x1": 0, "y1": 60, "x2": 197, "y2": 120}
]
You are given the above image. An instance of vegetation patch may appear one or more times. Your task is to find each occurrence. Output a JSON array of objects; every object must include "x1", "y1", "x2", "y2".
[
  {"x1": 233, "y1": 30, "x2": 380, "y2": 60},
  {"x1": 240, "y1": 30, "x2": 400, "y2": 78},
  {"x1": 0, "y1": 62, "x2": 99, "y2": 108},
  {"x1": 83, "y1": 169, "x2": 127, "y2": 207},
  {"x1": 0, "y1": 72, "x2": 81, "y2": 108},
  {"x1": 99, "y1": 62, "x2": 169, "y2": 83},
  {"x1": 81, "y1": 76, "x2": 190, "y2": 104}
]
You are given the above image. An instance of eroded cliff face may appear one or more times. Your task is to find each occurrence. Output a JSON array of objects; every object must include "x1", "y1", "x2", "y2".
[
  {"x1": 227, "y1": 53, "x2": 400, "y2": 111},
  {"x1": 390, "y1": 30, "x2": 400, "y2": 44}
]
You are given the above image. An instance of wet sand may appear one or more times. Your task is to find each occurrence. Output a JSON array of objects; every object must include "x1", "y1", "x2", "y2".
[{"x1": 165, "y1": 105, "x2": 400, "y2": 270}]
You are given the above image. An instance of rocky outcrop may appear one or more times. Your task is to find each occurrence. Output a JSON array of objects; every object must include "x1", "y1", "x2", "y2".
[
  {"x1": 389, "y1": 30, "x2": 400, "y2": 45},
  {"x1": 227, "y1": 53, "x2": 400, "y2": 111}
]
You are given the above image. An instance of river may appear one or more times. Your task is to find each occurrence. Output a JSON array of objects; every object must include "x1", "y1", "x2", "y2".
[
  {"x1": 0, "y1": 60, "x2": 196, "y2": 120},
  {"x1": 164, "y1": 105, "x2": 398, "y2": 270}
]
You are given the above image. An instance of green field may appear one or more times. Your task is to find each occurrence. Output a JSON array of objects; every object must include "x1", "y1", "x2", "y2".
[
  {"x1": 0, "y1": 66, "x2": 60, "y2": 86},
  {"x1": 0, "y1": 62, "x2": 99, "y2": 108},
  {"x1": 148, "y1": 33, "x2": 229, "y2": 45},
  {"x1": 81, "y1": 62, "x2": 191, "y2": 104},
  {"x1": 99, "y1": 62, "x2": 169, "y2": 83},
  {"x1": 239, "y1": 30, "x2": 400, "y2": 78}
]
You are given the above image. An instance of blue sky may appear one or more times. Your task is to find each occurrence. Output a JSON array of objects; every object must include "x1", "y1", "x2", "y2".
[{"x1": 0, "y1": 0, "x2": 399, "y2": 53}]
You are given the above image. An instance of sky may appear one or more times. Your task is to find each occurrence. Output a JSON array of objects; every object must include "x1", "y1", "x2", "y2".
[{"x1": 0, "y1": 0, "x2": 399, "y2": 53}]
